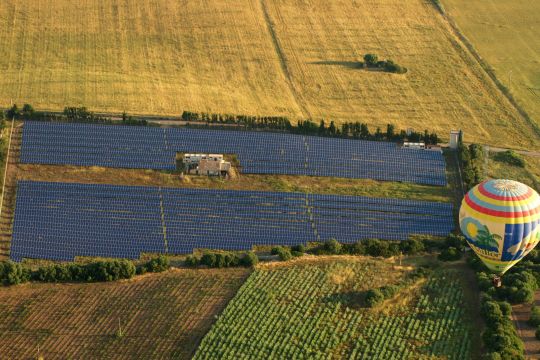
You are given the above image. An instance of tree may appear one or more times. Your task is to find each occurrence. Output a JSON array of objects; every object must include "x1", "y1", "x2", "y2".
[
  {"x1": 6, "y1": 104, "x2": 20, "y2": 119},
  {"x1": 328, "y1": 121, "x2": 336, "y2": 135},
  {"x1": 360, "y1": 123, "x2": 370, "y2": 139},
  {"x1": 318, "y1": 120, "x2": 326, "y2": 135},
  {"x1": 386, "y1": 124, "x2": 395, "y2": 140},
  {"x1": 22, "y1": 104, "x2": 35, "y2": 117},
  {"x1": 240, "y1": 252, "x2": 259, "y2": 267},
  {"x1": 365, "y1": 289, "x2": 384, "y2": 307},
  {"x1": 323, "y1": 239, "x2": 342, "y2": 254},
  {"x1": 363, "y1": 54, "x2": 378, "y2": 67},
  {"x1": 375, "y1": 127, "x2": 383, "y2": 140}
]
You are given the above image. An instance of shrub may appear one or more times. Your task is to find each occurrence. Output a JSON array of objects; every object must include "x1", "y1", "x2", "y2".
[
  {"x1": 493, "y1": 150, "x2": 525, "y2": 168},
  {"x1": 380, "y1": 285, "x2": 399, "y2": 299},
  {"x1": 365, "y1": 289, "x2": 384, "y2": 307},
  {"x1": 272, "y1": 247, "x2": 292, "y2": 261},
  {"x1": 145, "y1": 255, "x2": 170, "y2": 273},
  {"x1": 536, "y1": 326, "x2": 540, "y2": 341},
  {"x1": 0, "y1": 261, "x2": 29, "y2": 285},
  {"x1": 200, "y1": 252, "x2": 217, "y2": 267},
  {"x1": 323, "y1": 239, "x2": 342, "y2": 255},
  {"x1": 291, "y1": 250, "x2": 304, "y2": 258},
  {"x1": 438, "y1": 247, "x2": 462, "y2": 261},
  {"x1": 399, "y1": 239, "x2": 425, "y2": 255},
  {"x1": 291, "y1": 244, "x2": 306, "y2": 253},
  {"x1": 185, "y1": 255, "x2": 200, "y2": 267},
  {"x1": 498, "y1": 301, "x2": 512, "y2": 317},
  {"x1": 239, "y1": 252, "x2": 259, "y2": 267},
  {"x1": 483, "y1": 353, "x2": 502, "y2": 360},
  {"x1": 363, "y1": 54, "x2": 378, "y2": 67},
  {"x1": 529, "y1": 306, "x2": 540, "y2": 327},
  {"x1": 445, "y1": 234, "x2": 466, "y2": 251}
]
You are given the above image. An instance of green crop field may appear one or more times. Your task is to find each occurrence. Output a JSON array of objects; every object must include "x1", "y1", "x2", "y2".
[
  {"x1": 194, "y1": 257, "x2": 474, "y2": 359},
  {"x1": 441, "y1": 0, "x2": 540, "y2": 131},
  {"x1": 0, "y1": 0, "x2": 537, "y2": 148}
]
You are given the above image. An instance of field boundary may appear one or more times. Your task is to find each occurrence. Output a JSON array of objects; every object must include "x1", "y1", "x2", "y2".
[
  {"x1": 259, "y1": 0, "x2": 312, "y2": 120},
  {"x1": 0, "y1": 118, "x2": 14, "y2": 220},
  {"x1": 432, "y1": 1, "x2": 540, "y2": 140}
]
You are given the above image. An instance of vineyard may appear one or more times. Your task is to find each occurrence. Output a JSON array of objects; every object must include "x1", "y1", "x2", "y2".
[
  {"x1": 194, "y1": 257, "x2": 472, "y2": 359},
  {"x1": 0, "y1": 268, "x2": 249, "y2": 359}
]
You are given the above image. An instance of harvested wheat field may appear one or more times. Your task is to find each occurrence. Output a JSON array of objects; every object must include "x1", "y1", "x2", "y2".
[
  {"x1": 441, "y1": 0, "x2": 540, "y2": 128},
  {"x1": 0, "y1": 0, "x2": 537, "y2": 148},
  {"x1": 0, "y1": 268, "x2": 250, "y2": 359}
]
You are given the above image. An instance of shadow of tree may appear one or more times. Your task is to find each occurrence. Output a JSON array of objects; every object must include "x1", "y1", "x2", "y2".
[
  {"x1": 321, "y1": 290, "x2": 368, "y2": 310},
  {"x1": 308, "y1": 60, "x2": 363, "y2": 69}
]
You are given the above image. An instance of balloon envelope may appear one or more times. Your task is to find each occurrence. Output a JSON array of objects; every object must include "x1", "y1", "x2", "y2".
[{"x1": 459, "y1": 179, "x2": 540, "y2": 275}]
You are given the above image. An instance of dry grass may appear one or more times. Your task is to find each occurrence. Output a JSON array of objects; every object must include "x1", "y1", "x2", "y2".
[
  {"x1": 0, "y1": 267, "x2": 250, "y2": 360},
  {"x1": 14, "y1": 163, "x2": 453, "y2": 202},
  {"x1": 441, "y1": 0, "x2": 540, "y2": 130},
  {"x1": 0, "y1": 0, "x2": 537, "y2": 148},
  {"x1": 487, "y1": 153, "x2": 540, "y2": 192}
]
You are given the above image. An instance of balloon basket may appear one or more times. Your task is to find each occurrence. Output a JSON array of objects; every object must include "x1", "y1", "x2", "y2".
[{"x1": 492, "y1": 276, "x2": 502, "y2": 288}]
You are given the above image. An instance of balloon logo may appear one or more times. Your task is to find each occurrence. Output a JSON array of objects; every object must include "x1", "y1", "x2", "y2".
[{"x1": 459, "y1": 179, "x2": 540, "y2": 275}]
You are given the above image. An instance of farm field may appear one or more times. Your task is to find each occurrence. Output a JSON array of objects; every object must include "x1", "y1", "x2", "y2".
[
  {"x1": 441, "y1": 0, "x2": 540, "y2": 129},
  {"x1": 487, "y1": 153, "x2": 540, "y2": 192},
  {"x1": 0, "y1": 0, "x2": 537, "y2": 148},
  {"x1": 0, "y1": 267, "x2": 250, "y2": 360},
  {"x1": 194, "y1": 257, "x2": 476, "y2": 359}
]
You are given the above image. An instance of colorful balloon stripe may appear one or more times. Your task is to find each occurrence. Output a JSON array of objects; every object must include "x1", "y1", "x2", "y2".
[{"x1": 459, "y1": 179, "x2": 540, "y2": 275}]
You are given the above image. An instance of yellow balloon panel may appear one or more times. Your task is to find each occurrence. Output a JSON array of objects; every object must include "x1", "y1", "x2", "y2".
[{"x1": 459, "y1": 180, "x2": 540, "y2": 275}]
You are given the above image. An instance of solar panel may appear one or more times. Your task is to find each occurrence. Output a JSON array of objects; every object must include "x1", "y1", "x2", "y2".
[
  {"x1": 20, "y1": 121, "x2": 447, "y2": 185},
  {"x1": 10, "y1": 181, "x2": 454, "y2": 262}
]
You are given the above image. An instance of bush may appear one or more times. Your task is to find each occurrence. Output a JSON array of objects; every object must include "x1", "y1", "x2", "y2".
[
  {"x1": 438, "y1": 247, "x2": 462, "y2": 261},
  {"x1": 145, "y1": 255, "x2": 170, "y2": 273},
  {"x1": 185, "y1": 255, "x2": 199, "y2": 267},
  {"x1": 498, "y1": 301, "x2": 512, "y2": 317},
  {"x1": 399, "y1": 239, "x2": 425, "y2": 255},
  {"x1": 445, "y1": 234, "x2": 466, "y2": 251},
  {"x1": 323, "y1": 239, "x2": 342, "y2": 255},
  {"x1": 272, "y1": 247, "x2": 292, "y2": 261},
  {"x1": 200, "y1": 252, "x2": 217, "y2": 267},
  {"x1": 380, "y1": 285, "x2": 399, "y2": 299},
  {"x1": 483, "y1": 353, "x2": 502, "y2": 360},
  {"x1": 0, "y1": 261, "x2": 29, "y2": 285},
  {"x1": 493, "y1": 150, "x2": 525, "y2": 168},
  {"x1": 363, "y1": 54, "x2": 378, "y2": 67},
  {"x1": 365, "y1": 289, "x2": 384, "y2": 307},
  {"x1": 291, "y1": 244, "x2": 306, "y2": 253},
  {"x1": 536, "y1": 326, "x2": 540, "y2": 341},
  {"x1": 529, "y1": 306, "x2": 540, "y2": 327},
  {"x1": 88, "y1": 260, "x2": 136, "y2": 282},
  {"x1": 291, "y1": 250, "x2": 304, "y2": 258},
  {"x1": 240, "y1": 252, "x2": 259, "y2": 267}
]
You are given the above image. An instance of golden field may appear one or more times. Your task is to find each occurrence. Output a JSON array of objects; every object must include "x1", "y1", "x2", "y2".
[
  {"x1": 441, "y1": 0, "x2": 540, "y2": 131},
  {"x1": 0, "y1": 0, "x2": 537, "y2": 148}
]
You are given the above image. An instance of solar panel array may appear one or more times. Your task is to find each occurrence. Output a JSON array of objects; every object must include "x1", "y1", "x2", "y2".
[
  {"x1": 10, "y1": 181, "x2": 454, "y2": 262},
  {"x1": 21, "y1": 121, "x2": 447, "y2": 185}
]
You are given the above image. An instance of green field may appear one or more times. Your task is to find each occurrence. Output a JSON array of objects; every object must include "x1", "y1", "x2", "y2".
[
  {"x1": 0, "y1": 0, "x2": 537, "y2": 148},
  {"x1": 194, "y1": 257, "x2": 474, "y2": 359},
  {"x1": 441, "y1": 0, "x2": 540, "y2": 131}
]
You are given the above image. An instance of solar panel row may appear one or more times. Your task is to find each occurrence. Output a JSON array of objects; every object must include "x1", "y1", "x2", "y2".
[
  {"x1": 20, "y1": 121, "x2": 447, "y2": 185},
  {"x1": 10, "y1": 181, "x2": 454, "y2": 262}
]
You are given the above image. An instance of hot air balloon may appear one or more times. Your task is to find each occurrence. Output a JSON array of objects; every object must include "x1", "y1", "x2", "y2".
[{"x1": 459, "y1": 179, "x2": 540, "y2": 276}]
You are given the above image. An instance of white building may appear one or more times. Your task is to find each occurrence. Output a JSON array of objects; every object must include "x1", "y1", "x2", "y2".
[
  {"x1": 182, "y1": 154, "x2": 231, "y2": 176},
  {"x1": 449, "y1": 130, "x2": 461, "y2": 149}
]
